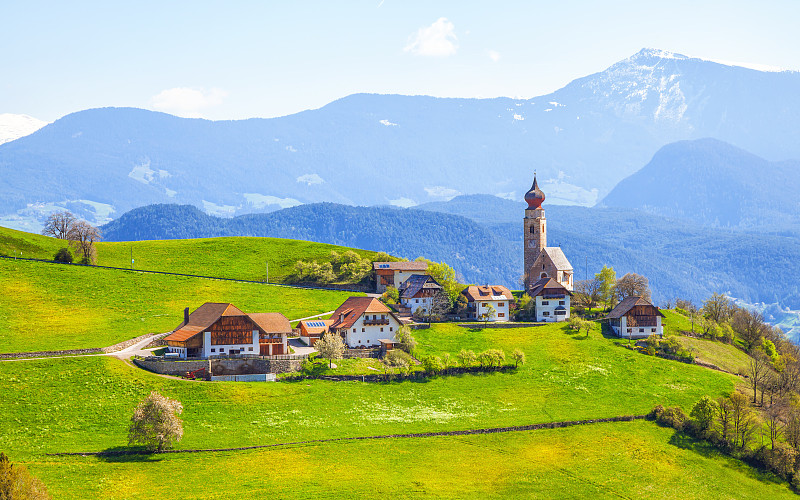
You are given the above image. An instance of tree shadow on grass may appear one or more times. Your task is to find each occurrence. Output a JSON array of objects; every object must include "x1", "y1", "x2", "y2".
[
  {"x1": 95, "y1": 446, "x2": 164, "y2": 463},
  {"x1": 667, "y1": 430, "x2": 785, "y2": 486}
]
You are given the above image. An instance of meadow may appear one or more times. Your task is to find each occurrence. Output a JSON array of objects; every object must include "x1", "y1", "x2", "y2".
[
  {"x1": 1, "y1": 321, "x2": 793, "y2": 498},
  {"x1": 0, "y1": 258, "x2": 354, "y2": 353}
]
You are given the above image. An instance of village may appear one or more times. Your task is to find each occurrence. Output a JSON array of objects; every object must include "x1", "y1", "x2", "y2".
[{"x1": 158, "y1": 174, "x2": 664, "y2": 377}]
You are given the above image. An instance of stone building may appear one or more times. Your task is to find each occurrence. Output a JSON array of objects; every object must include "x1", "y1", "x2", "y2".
[{"x1": 523, "y1": 174, "x2": 574, "y2": 293}]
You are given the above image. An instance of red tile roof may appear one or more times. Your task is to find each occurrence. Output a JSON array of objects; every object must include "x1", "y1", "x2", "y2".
[
  {"x1": 462, "y1": 285, "x2": 513, "y2": 302},
  {"x1": 249, "y1": 313, "x2": 292, "y2": 335},
  {"x1": 527, "y1": 277, "x2": 573, "y2": 297},
  {"x1": 164, "y1": 303, "x2": 290, "y2": 342},
  {"x1": 329, "y1": 296, "x2": 399, "y2": 330}
]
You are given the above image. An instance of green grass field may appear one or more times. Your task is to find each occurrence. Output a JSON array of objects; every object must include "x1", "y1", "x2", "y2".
[
  {"x1": 0, "y1": 258, "x2": 355, "y2": 353},
  {"x1": 0, "y1": 225, "x2": 379, "y2": 283},
  {"x1": 0, "y1": 321, "x2": 792, "y2": 498}
]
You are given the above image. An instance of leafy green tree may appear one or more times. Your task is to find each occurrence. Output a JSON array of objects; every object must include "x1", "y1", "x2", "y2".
[
  {"x1": 315, "y1": 331, "x2": 346, "y2": 368},
  {"x1": 595, "y1": 265, "x2": 617, "y2": 310},
  {"x1": 53, "y1": 247, "x2": 73, "y2": 263},
  {"x1": 615, "y1": 272, "x2": 651, "y2": 302},
  {"x1": 441, "y1": 352, "x2": 454, "y2": 374},
  {"x1": 415, "y1": 258, "x2": 465, "y2": 307},
  {"x1": 703, "y1": 293, "x2": 733, "y2": 323},
  {"x1": 0, "y1": 452, "x2": 50, "y2": 499},
  {"x1": 422, "y1": 356, "x2": 443, "y2": 375},
  {"x1": 481, "y1": 304, "x2": 497, "y2": 325},
  {"x1": 381, "y1": 286, "x2": 400, "y2": 304},
  {"x1": 690, "y1": 395, "x2": 718, "y2": 431},
  {"x1": 394, "y1": 326, "x2": 417, "y2": 355},
  {"x1": 128, "y1": 391, "x2": 184, "y2": 452}
]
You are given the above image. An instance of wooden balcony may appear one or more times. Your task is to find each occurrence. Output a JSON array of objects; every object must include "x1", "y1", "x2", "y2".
[{"x1": 363, "y1": 318, "x2": 390, "y2": 326}]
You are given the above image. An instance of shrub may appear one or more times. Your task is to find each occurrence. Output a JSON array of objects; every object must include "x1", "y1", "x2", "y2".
[
  {"x1": 567, "y1": 316, "x2": 582, "y2": 330},
  {"x1": 647, "y1": 404, "x2": 665, "y2": 421},
  {"x1": 422, "y1": 356, "x2": 443, "y2": 375},
  {"x1": 690, "y1": 395, "x2": 718, "y2": 431},
  {"x1": 394, "y1": 327, "x2": 417, "y2": 354},
  {"x1": 457, "y1": 349, "x2": 476, "y2": 368},
  {"x1": 53, "y1": 247, "x2": 73, "y2": 263},
  {"x1": 656, "y1": 406, "x2": 687, "y2": 431},
  {"x1": 381, "y1": 286, "x2": 399, "y2": 305},
  {"x1": 0, "y1": 452, "x2": 50, "y2": 499},
  {"x1": 128, "y1": 391, "x2": 183, "y2": 452}
]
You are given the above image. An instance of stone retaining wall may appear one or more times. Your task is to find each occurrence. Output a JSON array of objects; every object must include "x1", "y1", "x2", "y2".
[
  {"x1": 101, "y1": 332, "x2": 168, "y2": 353},
  {"x1": 343, "y1": 349, "x2": 381, "y2": 359},
  {"x1": 0, "y1": 348, "x2": 103, "y2": 360},
  {"x1": 457, "y1": 322, "x2": 542, "y2": 329},
  {"x1": 134, "y1": 357, "x2": 303, "y2": 377}
]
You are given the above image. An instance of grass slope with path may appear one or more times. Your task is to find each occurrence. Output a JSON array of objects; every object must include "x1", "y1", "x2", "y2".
[
  {"x1": 0, "y1": 258, "x2": 356, "y2": 353},
  {"x1": 0, "y1": 322, "x2": 793, "y2": 498}
]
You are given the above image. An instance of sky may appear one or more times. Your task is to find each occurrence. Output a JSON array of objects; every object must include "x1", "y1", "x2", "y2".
[{"x1": 2, "y1": 0, "x2": 799, "y2": 122}]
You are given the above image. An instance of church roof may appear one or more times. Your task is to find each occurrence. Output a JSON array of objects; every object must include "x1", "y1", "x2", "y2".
[
  {"x1": 528, "y1": 277, "x2": 572, "y2": 297},
  {"x1": 524, "y1": 174, "x2": 545, "y2": 209},
  {"x1": 543, "y1": 247, "x2": 573, "y2": 271}
]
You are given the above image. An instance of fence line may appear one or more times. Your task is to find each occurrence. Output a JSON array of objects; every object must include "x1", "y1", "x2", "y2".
[
  {"x1": 0, "y1": 255, "x2": 365, "y2": 293},
  {"x1": 48, "y1": 414, "x2": 647, "y2": 457}
]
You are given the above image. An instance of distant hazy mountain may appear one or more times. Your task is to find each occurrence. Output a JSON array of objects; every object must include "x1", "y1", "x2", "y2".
[
  {"x1": 0, "y1": 114, "x2": 47, "y2": 145},
  {"x1": 600, "y1": 138, "x2": 800, "y2": 230},
  {"x1": 101, "y1": 201, "x2": 800, "y2": 313},
  {"x1": 4, "y1": 48, "x2": 800, "y2": 229}
]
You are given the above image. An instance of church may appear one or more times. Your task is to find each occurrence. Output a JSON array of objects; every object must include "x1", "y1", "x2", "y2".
[{"x1": 523, "y1": 173, "x2": 574, "y2": 298}]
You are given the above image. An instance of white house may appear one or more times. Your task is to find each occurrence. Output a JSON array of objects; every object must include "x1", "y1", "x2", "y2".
[
  {"x1": 527, "y1": 277, "x2": 572, "y2": 322},
  {"x1": 373, "y1": 261, "x2": 429, "y2": 293},
  {"x1": 398, "y1": 274, "x2": 443, "y2": 317},
  {"x1": 607, "y1": 296, "x2": 664, "y2": 339},
  {"x1": 462, "y1": 285, "x2": 513, "y2": 322},
  {"x1": 329, "y1": 296, "x2": 403, "y2": 348}
]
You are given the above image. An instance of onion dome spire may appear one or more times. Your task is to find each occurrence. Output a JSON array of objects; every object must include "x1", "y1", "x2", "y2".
[{"x1": 524, "y1": 172, "x2": 545, "y2": 209}]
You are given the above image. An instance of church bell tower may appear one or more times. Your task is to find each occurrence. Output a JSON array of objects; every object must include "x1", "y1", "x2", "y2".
[{"x1": 523, "y1": 173, "x2": 546, "y2": 287}]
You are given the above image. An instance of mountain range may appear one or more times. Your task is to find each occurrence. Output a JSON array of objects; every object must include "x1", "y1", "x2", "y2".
[
  {"x1": 2, "y1": 48, "x2": 800, "y2": 231},
  {"x1": 0, "y1": 114, "x2": 47, "y2": 146}
]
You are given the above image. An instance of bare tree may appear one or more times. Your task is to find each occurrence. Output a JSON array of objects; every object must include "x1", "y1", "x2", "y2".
[
  {"x1": 41, "y1": 210, "x2": 76, "y2": 240},
  {"x1": 128, "y1": 391, "x2": 184, "y2": 452},
  {"x1": 574, "y1": 278, "x2": 601, "y2": 310},
  {"x1": 615, "y1": 273, "x2": 651, "y2": 302},
  {"x1": 748, "y1": 352, "x2": 771, "y2": 404},
  {"x1": 67, "y1": 220, "x2": 101, "y2": 264},
  {"x1": 0, "y1": 452, "x2": 50, "y2": 499},
  {"x1": 785, "y1": 407, "x2": 800, "y2": 450},
  {"x1": 717, "y1": 396, "x2": 732, "y2": 442},
  {"x1": 703, "y1": 293, "x2": 733, "y2": 323},
  {"x1": 764, "y1": 400, "x2": 788, "y2": 450},
  {"x1": 729, "y1": 392, "x2": 751, "y2": 448},
  {"x1": 428, "y1": 290, "x2": 450, "y2": 323},
  {"x1": 733, "y1": 308, "x2": 767, "y2": 352}
]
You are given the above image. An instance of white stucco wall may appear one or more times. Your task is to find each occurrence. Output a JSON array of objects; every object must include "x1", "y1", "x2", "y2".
[
  {"x1": 401, "y1": 296, "x2": 434, "y2": 315},
  {"x1": 534, "y1": 296, "x2": 570, "y2": 322},
  {"x1": 615, "y1": 316, "x2": 662, "y2": 338},
  {"x1": 343, "y1": 313, "x2": 401, "y2": 348},
  {"x1": 469, "y1": 299, "x2": 510, "y2": 322}
]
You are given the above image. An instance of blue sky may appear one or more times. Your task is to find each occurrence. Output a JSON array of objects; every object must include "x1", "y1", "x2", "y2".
[{"x1": 2, "y1": 0, "x2": 799, "y2": 122}]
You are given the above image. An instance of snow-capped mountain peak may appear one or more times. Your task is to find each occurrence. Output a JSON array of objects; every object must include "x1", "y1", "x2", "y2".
[{"x1": 0, "y1": 114, "x2": 48, "y2": 145}]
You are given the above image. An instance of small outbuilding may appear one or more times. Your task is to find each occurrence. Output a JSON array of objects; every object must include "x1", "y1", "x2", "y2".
[
  {"x1": 606, "y1": 296, "x2": 664, "y2": 339},
  {"x1": 297, "y1": 319, "x2": 333, "y2": 346}
]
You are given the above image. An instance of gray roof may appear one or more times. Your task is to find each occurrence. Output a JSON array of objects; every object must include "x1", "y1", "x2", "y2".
[
  {"x1": 543, "y1": 247, "x2": 573, "y2": 271},
  {"x1": 606, "y1": 296, "x2": 664, "y2": 319},
  {"x1": 528, "y1": 277, "x2": 572, "y2": 297},
  {"x1": 399, "y1": 274, "x2": 442, "y2": 299}
]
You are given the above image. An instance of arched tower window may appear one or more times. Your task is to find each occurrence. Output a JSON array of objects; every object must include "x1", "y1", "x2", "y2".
[
  {"x1": 530, "y1": 226, "x2": 535, "y2": 234},
  {"x1": 540, "y1": 272, "x2": 547, "y2": 278}
]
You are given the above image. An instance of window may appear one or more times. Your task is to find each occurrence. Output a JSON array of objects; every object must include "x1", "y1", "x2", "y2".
[
  {"x1": 380, "y1": 327, "x2": 384, "y2": 332},
  {"x1": 542, "y1": 264, "x2": 545, "y2": 270},
  {"x1": 415, "y1": 299, "x2": 419, "y2": 303},
  {"x1": 542, "y1": 300, "x2": 549, "y2": 306},
  {"x1": 559, "y1": 301, "x2": 565, "y2": 305},
  {"x1": 389, "y1": 327, "x2": 393, "y2": 332},
  {"x1": 358, "y1": 340, "x2": 361, "y2": 344},
  {"x1": 543, "y1": 312, "x2": 550, "y2": 316},
  {"x1": 639, "y1": 328, "x2": 644, "y2": 332},
  {"x1": 248, "y1": 347, "x2": 253, "y2": 351},
  {"x1": 652, "y1": 328, "x2": 656, "y2": 332},
  {"x1": 530, "y1": 226, "x2": 535, "y2": 234},
  {"x1": 220, "y1": 348, "x2": 225, "y2": 352},
  {"x1": 367, "y1": 340, "x2": 370, "y2": 344},
  {"x1": 362, "y1": 328, "x2": 365, "y2": 332},
  {"x1": 382, "y1": 314, "x2": 386, "y2": 319},
  {"x1": 482, "y1": 303, "x2": 487, "y2": 308},
  {"x1": 540, "y1": 273, "x2": 547, "y2": 278},
  {"x1": 498, "y1": 302, "x2": 504, "y2": 307},
  {"x1": 211, "y1": 348, "x2": 216, "y2": 353},
  {"x1": 498, "y1": 313, "x2": 505, "y2": 317},
  {"x1": 352, "y1": 328, "x2": 356, "y2": 333}
]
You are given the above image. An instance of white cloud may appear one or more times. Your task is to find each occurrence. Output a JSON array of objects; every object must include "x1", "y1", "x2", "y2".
[
  {"x1": 486, "y1": 49, "x2": 500, "y2": 62},
  {"x1": 296, "y1": 173, "x2": 324, "y2": 185},
  {"x1": 513, "y1": 114, "x2": 524, "y2": 121},
  {"x1": 389, "y1": 197, "x2": 417, "y2": 208},
  {"x1": 379, "y1": 119, "x2": 398, "y2": 126},
  {"x1": 495, "y1": 192, "x2": 516, "y2": 201},
  {"x1": 424, "y1": 186, "x2": 461, "y2": 200},
  {"x1": 404, "y1": 18, "x2": 457, "y2": 57},
  {"x1": 149, "y1": 87, "x2": 228, "y2": 118}
]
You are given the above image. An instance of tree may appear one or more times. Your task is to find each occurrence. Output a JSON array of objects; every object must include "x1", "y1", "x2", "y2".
[
  {"x1": 415, "y1": 258, "x2": 465, "y2": 307},
  {"x1": 128, "y1": 391, "x2": 184, "y2": 452},
  {"x1": 698, "y1": 316, "x2": 719, "y2": 340},
  {"x1": 784, "y1": 406, "x2": 800, "y2": 450},
  {"x1": 581, "y1": 319, "x2": 593, "y2": 338},
  {"x1": 574, "y1": 278, "x2": 601, "y2": 310},
  {"x1": 457, "y1": 349, "x2": 476, "y2": 368},
  {"x1": 728, "y1": 392, "x2": 753, "y2": 448},
  {"x1": 764, "y1": 400, "x2": 788, "y2": 450},
  {"x1": 394, "y1": 326, "x2": 417, "y2": 355},
  {"x1": 690, "y1": 395, "x2": 718, "y2": 431},
  {"x1": 615, "y1": 273, "x2": 651, "y2": 302},
  {"x1": 41, "y1": 210, "x2": 76, "y2": 240},
  {"x1": 441, "y1": 352, "x2": 454, "y2": 374},
  {"x1": 512, "y1": 348, "x2": 526, "y2": 368},
  {"x1": 314, "y1": 331, "x2": 345, "y2": 368},
  {"x1": 747, "y1": 351, "x2": 771, "y2": 404},
  {"x1": 0, "y1": 452, "x2": 50, "y2": 499},
  {"x1": 53, "y1": 247, "x2": 73, "y2": 263},
  {"x1": 67, "y1": 220, "x2": 101, "y2": 265},
  {"x1": 717, "y1": 396, "x2": 732, "y2": 442},
  {"x1": 428, "y1": 290, "x2": 451, "y2": 323},
  {"x1": 703, "y1": 293, "x2": 733, "y2": 323},
  {"x1": 381, "y1": 286, "x2": 399, "y2": 305},
  {"x1": 453, "y1": 293, "x2": 469, "y2": 315},
  {"x1": 422, "y1": 356, "x2": 443, "y2": 375},
  {"x1": 481, "y1": 304, "x2": 496, "y2": 325},
  {"x1": 595, "y1": 265, "x2": 616, "y2": 310},
  {"x1": 733, "y1": 308, "x2": 767, "y2": 352}
]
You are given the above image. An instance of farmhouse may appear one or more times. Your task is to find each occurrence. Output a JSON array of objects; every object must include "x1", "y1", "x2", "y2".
[
  {"x1": 164, "y1": 303, "x2": 291, "y2": 358},
  {"x1": 298, "y1": 319, "x2": 332, "y2": 346},
  {"x1": 329, "y1": 296, "x2": 402, "y2": 348},
  {"x1": 606, "y1": 296, "x2": 665, "y2": 339},
  {"x1": 528, "y1": 277, "x2": 572, "y2": 322},
  {"x1": 523, "y1": 174, "x2": 574, "y2": 292},
  {"x1": 462, "y1": 285, "x2": 513, "y2": 322},
  {"x1": 373, "y1": 261, "x2": 429, "y2": 293},
  {"x1": 398, "y1": 274, "x2": 443, "y2": 316}
]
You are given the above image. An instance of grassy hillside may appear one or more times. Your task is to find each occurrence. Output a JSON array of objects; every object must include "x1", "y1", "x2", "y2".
[
  {"x1": 0, "y1": 225, "x2": 379, "y2": 283},
  {"x1": 0, "y1": 323, "x2": 792, "y2": 498},
  {"x1": 0, "y1": 258, "x2": 355, "y2": 353}
]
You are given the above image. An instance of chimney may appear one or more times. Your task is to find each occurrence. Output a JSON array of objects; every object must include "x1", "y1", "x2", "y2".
[{"x1": 184, "y1": 307, "x2": 190, "y2": 325}]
